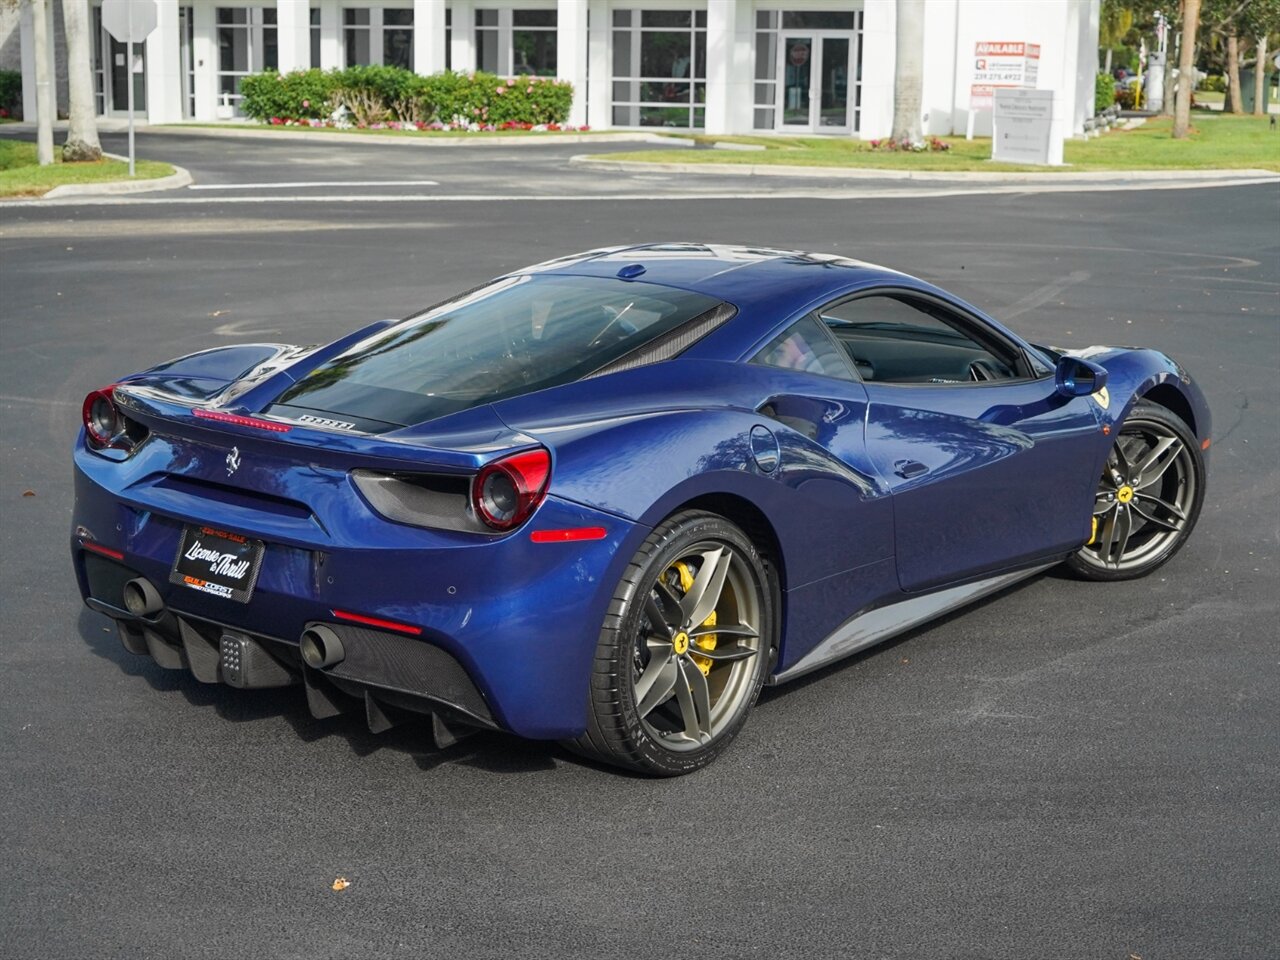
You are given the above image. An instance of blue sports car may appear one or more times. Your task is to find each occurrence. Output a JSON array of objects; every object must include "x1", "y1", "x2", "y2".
[{"x1": 72, "y1": 244, "x2": 1210, "y2": 775}]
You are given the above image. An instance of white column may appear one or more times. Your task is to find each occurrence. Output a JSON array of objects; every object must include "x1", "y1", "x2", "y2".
[
  {"x1": 921, "y1": 0, "x2": 957, "y2": 135},
  {"x1": 414, "y1": 0, "x2": 446, "y2": 75},
  {"x1": 191, "y1": 1, "x2": 218, "y2": 120},
  {"x1": 586, "y1": 0, "x2": 610, "y2": 129},
  {"x1": 450, "y1": 0, "x2": 475, "y2": 72},
  {"x1": 145, "y1": 0, "x2": 183, "y2": 123},
  {"x1": 557, "y1": 0, "x2": 587, "y2": 125},
  {"x1": 318, "y1": 0, "x2": 341, "y2": 70},
  {"x1": 703, "y1": 0, "x2": 752, "y2": 134},
  {"x1": 859, "y1": 0, "x2": 895, "y2": 139},
  {"x1": 20, "y1": 1, "x2": 38, "y2": 122},
  {"x1": 277, "y1": 0, "x2": 312, "y2": 72}
]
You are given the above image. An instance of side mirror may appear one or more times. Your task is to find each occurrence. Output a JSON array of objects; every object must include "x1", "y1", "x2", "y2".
[{"x1": 1055, "y1": 356, "x2": 1109, "y2": 398}]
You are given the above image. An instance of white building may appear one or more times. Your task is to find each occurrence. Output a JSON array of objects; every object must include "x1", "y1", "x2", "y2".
[{"x1": 12, "y1": 0, "x2": 1100, "y2": 138}]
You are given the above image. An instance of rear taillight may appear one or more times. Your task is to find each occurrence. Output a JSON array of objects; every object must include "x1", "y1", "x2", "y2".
[
  {"x1": 82, "y1": 386, "x2": 145, "y2": 453},
  {"x1": 472, "y1": 448, "x2": 551, "y2": 531}
]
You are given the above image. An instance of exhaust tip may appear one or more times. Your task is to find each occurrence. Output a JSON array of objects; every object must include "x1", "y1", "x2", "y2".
[
  {"x1": 122, "y1": 578, "x2": 164, "y2": 617},
  {"x1": 300, "y1": 624, "x2": 345, "y2": 669}
]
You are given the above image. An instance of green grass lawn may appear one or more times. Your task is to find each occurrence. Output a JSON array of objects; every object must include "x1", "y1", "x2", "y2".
[
  {"x1": 0, "y1": 139, "x2": 174, "y2": 197},
  {"x1": 609, "y1": 115, "x2": 1280, "y2": 173}
]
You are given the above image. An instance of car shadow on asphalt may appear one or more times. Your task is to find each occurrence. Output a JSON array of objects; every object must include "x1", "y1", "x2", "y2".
[{"x1": 75, "y1": 606, "x2": 563, "y2": 776}]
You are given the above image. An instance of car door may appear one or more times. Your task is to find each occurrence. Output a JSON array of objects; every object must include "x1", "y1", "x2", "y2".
[{"x1": 819, "y1": 290, "x2": 1103, "y2": 593}]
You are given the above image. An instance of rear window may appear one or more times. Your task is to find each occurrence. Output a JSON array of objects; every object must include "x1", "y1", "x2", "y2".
[{"x1": 273, "y1": 275, "x2": 723, "y2": 427}]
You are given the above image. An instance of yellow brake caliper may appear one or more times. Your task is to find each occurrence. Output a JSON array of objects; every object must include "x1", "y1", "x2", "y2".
[{"x1": 674, "y1": 561, "x2": 717, "y2": 676}]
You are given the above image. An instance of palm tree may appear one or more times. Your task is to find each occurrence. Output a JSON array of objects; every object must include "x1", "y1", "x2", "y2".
[
  {"x1": 891, "y1": 0, "x2": 924, "y2": 142},
  {"x1": 1174, "y1": 0, "x2": 1202, "y2": 138},
  {"x1": 61, "y1": 0, "x2": 102, "y2": 161},
  {"x1": 1099, "y1": 0, "x2": 1134, "y2": 76}
]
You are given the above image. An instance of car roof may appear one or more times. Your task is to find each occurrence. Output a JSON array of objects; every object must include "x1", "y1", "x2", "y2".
[{"x1": 512, "y1": 242, "x2": 911, "y2": 308}]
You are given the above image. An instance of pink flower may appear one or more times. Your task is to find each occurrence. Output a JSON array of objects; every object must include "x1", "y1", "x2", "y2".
[{"x1": 302, "y1": 99, "x2": 310, "y2": 108}]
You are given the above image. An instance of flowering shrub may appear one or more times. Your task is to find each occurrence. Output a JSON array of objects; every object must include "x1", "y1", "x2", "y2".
[
  {"x1": 265, "y1": 116, "x2": 588, "y2": 134},
  {"x1": 867, "y1": 136, "x2": 952, "y2": 153},
  {"x1": 241, "y1": 67, "x2": 573, "y2": 128},
  {"x1": 241, "y1": 69, "x2": 335, "y2": 121}
]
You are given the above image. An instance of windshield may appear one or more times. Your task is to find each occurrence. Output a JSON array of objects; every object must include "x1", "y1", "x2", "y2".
[{"x1": 272, "y1": 275, "x2": 723, "y2": 428}]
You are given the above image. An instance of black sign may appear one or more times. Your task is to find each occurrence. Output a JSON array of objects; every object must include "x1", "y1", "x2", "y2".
[{"x1": 170, "y1": 525, "x2": 264, "y2": 603}]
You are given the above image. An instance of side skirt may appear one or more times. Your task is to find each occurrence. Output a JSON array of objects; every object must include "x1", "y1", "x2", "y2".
[{"x1": 769, "y1": 562, "x2": 1057, "y2": 684}]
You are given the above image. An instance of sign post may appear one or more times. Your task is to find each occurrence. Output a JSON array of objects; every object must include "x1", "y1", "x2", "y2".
[{"x1": 100, "y1": 0, "x2": 158, "y2": 176}]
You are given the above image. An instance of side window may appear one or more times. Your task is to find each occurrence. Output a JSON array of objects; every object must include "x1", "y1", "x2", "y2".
[
  {"x1": 819, "y1": 295, "x2": 1024, "y2": 384},
  {"x1": 752, "y1": 315, "x2": 857, "y2": 381}
]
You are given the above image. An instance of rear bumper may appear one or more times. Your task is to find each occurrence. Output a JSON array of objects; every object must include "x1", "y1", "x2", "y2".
[{"x1": 71, "y1": 449, "x2": 642, "y2": 739}]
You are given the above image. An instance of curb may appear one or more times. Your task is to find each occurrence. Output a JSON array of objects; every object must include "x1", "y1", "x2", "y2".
[
  {"x1": 569, "y1": 155, "x2": 1280, "y2": 184},
  {"x1": 146, "y1": 124, "x2": 687, "y2": 149},
  {"x1": 42, "y1": 157, "x2": 193, "y2": 199}
]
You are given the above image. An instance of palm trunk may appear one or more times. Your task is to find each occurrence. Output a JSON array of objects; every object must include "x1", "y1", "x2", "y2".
[
  {"x1": 1224, "y1": 35, "x2": 1242, "y2": 114},
  {"x1": 1104, "y1": 48, "x2": 1112, "y2": 76},
  {"x1": 1255, "y1": 36, "x2": 1269, "y2": 117},
  {"x1": 61, "y1": 0, "x2": 102, "y2": 161},
  {"x1": 1173, "y1": 0, "x2": 1201, "y2": 138},
  {"x1": 32, "y1": 0, "x2": 55, "y2": 164},
  {"x1": 1161, "y1": 45, "x2": 1176, "y2": 117},
  {"x1": 891, "y1": 0, "x2": 924, "y2": 142}
]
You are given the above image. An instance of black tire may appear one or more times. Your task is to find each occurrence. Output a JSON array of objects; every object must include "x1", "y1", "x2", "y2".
[
  {"x1": 568, "y1": 510, "x2": 776, "y2": 776},
  {"x1": 1064, "y1": 401, "x2": 1205, "y2": 582}
]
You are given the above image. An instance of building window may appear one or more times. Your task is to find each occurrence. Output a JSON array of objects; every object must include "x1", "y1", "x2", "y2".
[
  {"x1": 513, "y1": 10, "x2": 556, "y2": 76},
  {"x1": 218, "y1": 7, "x2": 276, "y2": 116},
  {"x1": 344, "y1": 8, "x2": 371, "y2": 66},
  {"x1": 475, "y1": 9, "x2": 557, "y2": 76},
  {"x1": 383, "y1": 9, "x2": 414, "y2": 70},
  {"x1": 344, "y1": 7, "x2": 414, "y2": 68},
  {"x1": 311, "y1": 8, "x2": 321, "y2": 68},
  {"x1": 611, "y1": 9, "x2": 707, "y2": 129},
  {"x1": 445, "y1": 8, "x2": 452, "y2": 69}
]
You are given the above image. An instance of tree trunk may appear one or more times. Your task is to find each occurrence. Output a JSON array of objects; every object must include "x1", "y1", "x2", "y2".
[
  {"x1": 1105, "y1": 48, "x2": 1113, "y2": 76},
  {"x1": 32, "y1": 0, "x2": 55, "y2": 165},
  {"x1": 891, "y1": 0, "x2": 924, "y2": 142},
  {"x1": 1173, "y1": 0, "x2": 1201, "y2": 138},
  {"x1": 1255, "y1": 36, "x2": 1269, "y2": 117},
  {"x1": 1162, "y1": 43, "x2": 1176, "y2": 116},
  {"x1": 1224, "y1": 35, "x2": 1242, "y2": 113},
  {"x1": 61, "y1": 0, "x2": 102, "y2": 161}
]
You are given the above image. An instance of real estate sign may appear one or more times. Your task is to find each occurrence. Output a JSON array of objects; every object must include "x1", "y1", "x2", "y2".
[
  {"x1": 971, "y1": 41, "x2": 1040, "y2": 110},
  {"x1": 992, "y1": 88, "x2": 1063, "y2": 166}
]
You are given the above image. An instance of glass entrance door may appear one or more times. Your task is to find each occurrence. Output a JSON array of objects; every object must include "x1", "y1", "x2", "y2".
[
  {"x1": 781, "y1": 35, "x2": 812, "y2": 127},
  {"x1": 777, "y1": 31, "x2": 852, "y2": 132},
  {"x1": 819, "y1": 37, "x2": 849, "y2": 128},
  {"x1": 107, "y1": 35, "x2": 146, "y2": 113}
]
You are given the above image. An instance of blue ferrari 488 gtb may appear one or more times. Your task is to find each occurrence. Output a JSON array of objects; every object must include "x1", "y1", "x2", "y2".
[{"x1": 72, "y1": 244, "x2": 1209, "y2": 775}]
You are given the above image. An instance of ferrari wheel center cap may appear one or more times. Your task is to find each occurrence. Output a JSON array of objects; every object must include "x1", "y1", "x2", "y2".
[
  {"x1": 1117, "y1": 485, "x2": 1134, "y2": 504},
  {"x1": 673, "y1": 632, "x2": 690, "y2": 655}
]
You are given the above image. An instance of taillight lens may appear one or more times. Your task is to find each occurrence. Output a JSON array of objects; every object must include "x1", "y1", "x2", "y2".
[
  {"x1": 82, "y1": 386, "x2": 146, "y2": 453},
  {"x1": 472, "y1": 448, "x2": 551, "y2": 531},
  {"x1": 83, "y1": 389, "x2": 120, "y2": 446}
]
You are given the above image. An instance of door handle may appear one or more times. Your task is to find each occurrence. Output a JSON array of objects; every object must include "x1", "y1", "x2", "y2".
[{"x1": 893, "y1": 459, "x2": 929, "y2": 480}]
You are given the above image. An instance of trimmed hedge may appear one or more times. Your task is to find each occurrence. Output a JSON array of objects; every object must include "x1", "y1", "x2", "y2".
[
  {"x1": 1095, "y1": 72, "x2": 1115, "y2": 112},
  {"x1": 0, "y1": 69, "x2": 21, "y2": 119},
  {"x1": 240, "y1": 66, "x2": 573, "y2": 127}
]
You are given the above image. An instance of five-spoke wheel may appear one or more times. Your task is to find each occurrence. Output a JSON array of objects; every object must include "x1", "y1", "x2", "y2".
[
  {"x1": 1067, "y1": 402, "x2": 1205, "y2": 580},
  {"x1": 571, "y1": 511, "x2": 774, "y2": 776}
]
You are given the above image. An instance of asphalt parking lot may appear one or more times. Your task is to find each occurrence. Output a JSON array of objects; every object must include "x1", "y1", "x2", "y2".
[{"x1": 1, "y1": 138, "x2": 1277, "y2": 959}]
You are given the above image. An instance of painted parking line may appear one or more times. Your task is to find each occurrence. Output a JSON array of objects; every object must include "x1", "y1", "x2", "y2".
[{"x1": 187, "y1": 180, "x2": 441, "y2": 190}]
